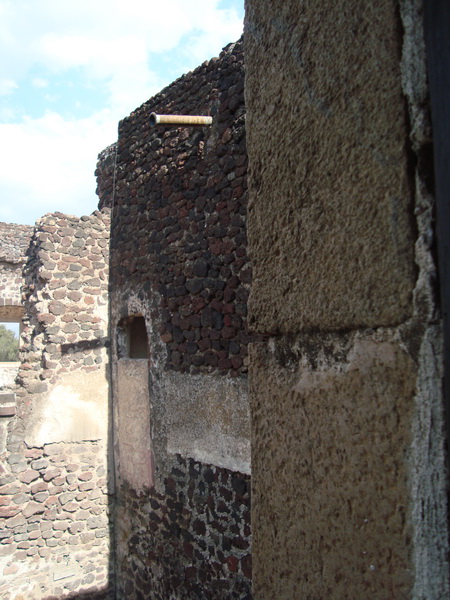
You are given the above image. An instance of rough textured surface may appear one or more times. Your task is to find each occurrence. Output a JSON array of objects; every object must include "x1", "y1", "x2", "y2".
[
  {"x1": 244, "y1": 0, "x2": 449, "y2": 598},
  {"x1": 399, "y1": 2, "x2": 450, "y2": 597},
  {"x1": 250, "y1": 333, "x2": 416, "y2": 599},
  {"x1": 0, "y1": 440, "x2": 112, "y2": 600},
  {"x1": 96, "y1": 144, "x2": 117, "y2": 211},
  {"x1": 107, "y1": 39, "x2": 253, "y2": 377},
  {"x1": 0, "y1": 222, "x2": 33, "y2": 323},
  {"x1": 0, "y1": 261, "x2": 25, "y2": 313},
  {"x1": 162, "y1": 372, "x2": 250, "y2": 474},
  {"x1": 245, "y1": 0, "x2": 416, "y2": 332},
  {"x1": 0, "y1": 222, "x2": 34, "y2": 264},
  {"x1": 116, "y1": 456, "x2": 251, "y2": 600}
]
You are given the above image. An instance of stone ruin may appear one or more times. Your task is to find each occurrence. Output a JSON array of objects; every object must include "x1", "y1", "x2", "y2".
[
  {"x1": 1, "y1": 2, "x2": 450, "y2": 598},
  {"x1": 1, "y1": 39, "x2": 252, "y2": 600},
  {"x1": 0, "y1": 222, "x2": 33, "y2": 392},
  {"x1": 0, "y1": 211, "x2": 111, "y2": 599}
]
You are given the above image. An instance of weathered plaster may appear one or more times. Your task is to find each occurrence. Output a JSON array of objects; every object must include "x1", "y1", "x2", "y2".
[
  {"x1": 409, "y1": 324, "x2": 449, "y2": 598},
  {"x1": 116, "y1": 358, "x2": 153, "y2": 490},
  {"x1": 162, "y1": 372, "x2": 250, "y2": 474},
  {"x1": 245, "y1": 0, "x2": 449, "y2": 598},
  {"x1": 245, "y1": 0, "x2": 416, "y2": 333},
  {"x1": 398, "y1": 2, "x2": 450, "y2": 596},
  {"x1": 0, "y1": 362, "x2": 19, "y2": 389},
  {"x1": 25, "y1": 368, "x2": 109, "y2": 445},
  {"x1": 250, "y1": 332, "x2": 416, "y2": 599}
]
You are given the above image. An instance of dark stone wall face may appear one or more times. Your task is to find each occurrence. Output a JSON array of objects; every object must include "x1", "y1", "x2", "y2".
[
  {"x1": 0, "y1": 211, "x2": 112, "y2": 600},
  {"x1": 104, "y1": 38, "x2": 252, "y2": 599},
  {"x1": 108, "y1": 39, "x2": 252, "y2": 377},
  {"x1": 116, "y1": 456, "x2": 251, "y2": 600}
]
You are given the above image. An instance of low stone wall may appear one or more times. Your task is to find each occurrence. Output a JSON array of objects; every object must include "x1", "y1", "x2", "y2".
[
  {"x1": 0, "y1": 222, "x2": 33, "y2": 318},
  {"x1": 0, "y1": 441, "x2": 110, "y2": 599}
]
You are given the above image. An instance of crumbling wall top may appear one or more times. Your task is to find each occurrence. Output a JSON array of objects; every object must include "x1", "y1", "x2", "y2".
[{"x1": 0, "y1": 221, "x2": 34, "y2": 264}]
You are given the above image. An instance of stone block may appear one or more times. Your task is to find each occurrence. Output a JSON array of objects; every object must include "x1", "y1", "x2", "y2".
[
  {"x1": 18, "y1": 469, "x2": 39, "y2": 484},
  {"x1": 0, "y1": 405, "x2": 15, "y2": 417},
  {"x1": 250, "y1": 333, "x2": 416, "y2": 599},
  {"x1": 0, "y1": 393, "x2": 15, "y2": 404},
  {"x1": 245, "y1": 0, "x2": 415, "y2": 333}
]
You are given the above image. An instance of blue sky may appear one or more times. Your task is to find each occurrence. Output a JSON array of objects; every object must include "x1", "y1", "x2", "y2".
[{"x1": 0, "y1": 0, "x2": 244, "y2": 226}]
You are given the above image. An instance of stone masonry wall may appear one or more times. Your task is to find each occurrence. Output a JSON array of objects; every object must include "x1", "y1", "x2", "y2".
[
  {"x1": 0, "y1": 261, "x2": 25, "y2": 316},
  {"x1": 0, "y1": 211, "x2": 112, "y2": 600},
  {"x1": 103, "y1": 39, "x2": 252, "y2": 599},
  {"x1": 106, "y1": 39, "x2": 250, "y2": 377},
  {"x1": 117, "y1": 456, "x2": 251, "y2": 600},
  {"x1": 0, "y1": 222, "x2": 33, "y2": 318}
]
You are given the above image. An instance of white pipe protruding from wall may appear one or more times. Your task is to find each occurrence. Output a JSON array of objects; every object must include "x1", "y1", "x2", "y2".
[{"x1": 149, "y1": 113, "x2": 213, "y2": 127}]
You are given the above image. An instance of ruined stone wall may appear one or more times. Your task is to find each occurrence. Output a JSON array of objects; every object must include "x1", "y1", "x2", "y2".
[
  {"x1": 0, "y1": 222, "x2": 33, "y2": 317},
  {"x1": 104, "y1": 39, "x2": 252, "y2": 599},
  {"x1": 0, "y1": 223, "x2": 33, "y2": 396},
  {"x1": 0, "y1": 211, "x2": 112, "y2": 600},
  {"x1": 0, "y1": 259, "x2": 25, "y2": 321},
  {"x1": 245, "y1": 1, "x2": 449, "y2": 599}
]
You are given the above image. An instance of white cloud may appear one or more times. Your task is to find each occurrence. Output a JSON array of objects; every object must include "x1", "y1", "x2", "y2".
[
  {"x1": 0, "y1": 78, "x2": 17, "y2": 95},
  {"x1": 0, "y1": 110, "x2": 116, "y2": 224},
  {"x1": 0, "y1": 0, "x2": 243, "y2": 113},
  {"x1": 0, "y1": 0, "x2": 244, "y2": 225},
  {"x1": 32, "y1": 78, "x2": 48, "y2": 89}
]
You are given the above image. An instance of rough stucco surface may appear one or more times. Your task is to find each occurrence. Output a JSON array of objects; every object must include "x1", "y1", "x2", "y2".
[
  {"x1": 250, "y1": 333, "x2": 416, "y2": 599},
  {"x1": 117, "y1": 359, "x2": 153, "y2": 490},
  {"x1": 245, "y1": 0, "x2": 416, "y2": 332},
  {"x1": 162, "y1": 372, "x2": 250, "y2": 474},
  {"x1": 245, "y1": 0, "x2": 449, "y2": 598}
]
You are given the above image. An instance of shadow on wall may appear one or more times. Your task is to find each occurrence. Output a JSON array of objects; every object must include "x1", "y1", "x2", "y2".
[{"x1": 42, "y1": 591, "x2": 110, "y2": 600}]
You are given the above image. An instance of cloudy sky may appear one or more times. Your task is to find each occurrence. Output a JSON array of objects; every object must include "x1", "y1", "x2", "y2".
[{"x1": 0, "y1": 0, "x2": 244, "y2": 226}]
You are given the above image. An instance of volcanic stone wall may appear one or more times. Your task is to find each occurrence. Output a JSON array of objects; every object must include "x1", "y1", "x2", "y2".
[
  {"x1": 107, "y1": 41, "x2": 249, "y2": 378},
  {"x1": 104, "y1": 39, "x2": 252, "y2": 599},
  {"x1": 0, "y1": 211, "x2": 112, "y2": 600},
  {"x1": 120, "y1": 456, "x2": 251, "y2": 600}
]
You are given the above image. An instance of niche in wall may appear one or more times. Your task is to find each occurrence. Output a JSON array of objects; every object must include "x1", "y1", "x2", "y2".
[{"x1": 117, "y1": 316, "x2": 149, "y2": 359}]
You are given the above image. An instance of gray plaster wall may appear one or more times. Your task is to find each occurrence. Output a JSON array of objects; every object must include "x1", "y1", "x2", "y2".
[
  {"x1": 244, "y1": 0, "x2": 449, "y2": 598},
  {"x1": 162, "y1": 371, "x2": 250, "y2": 475}
]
